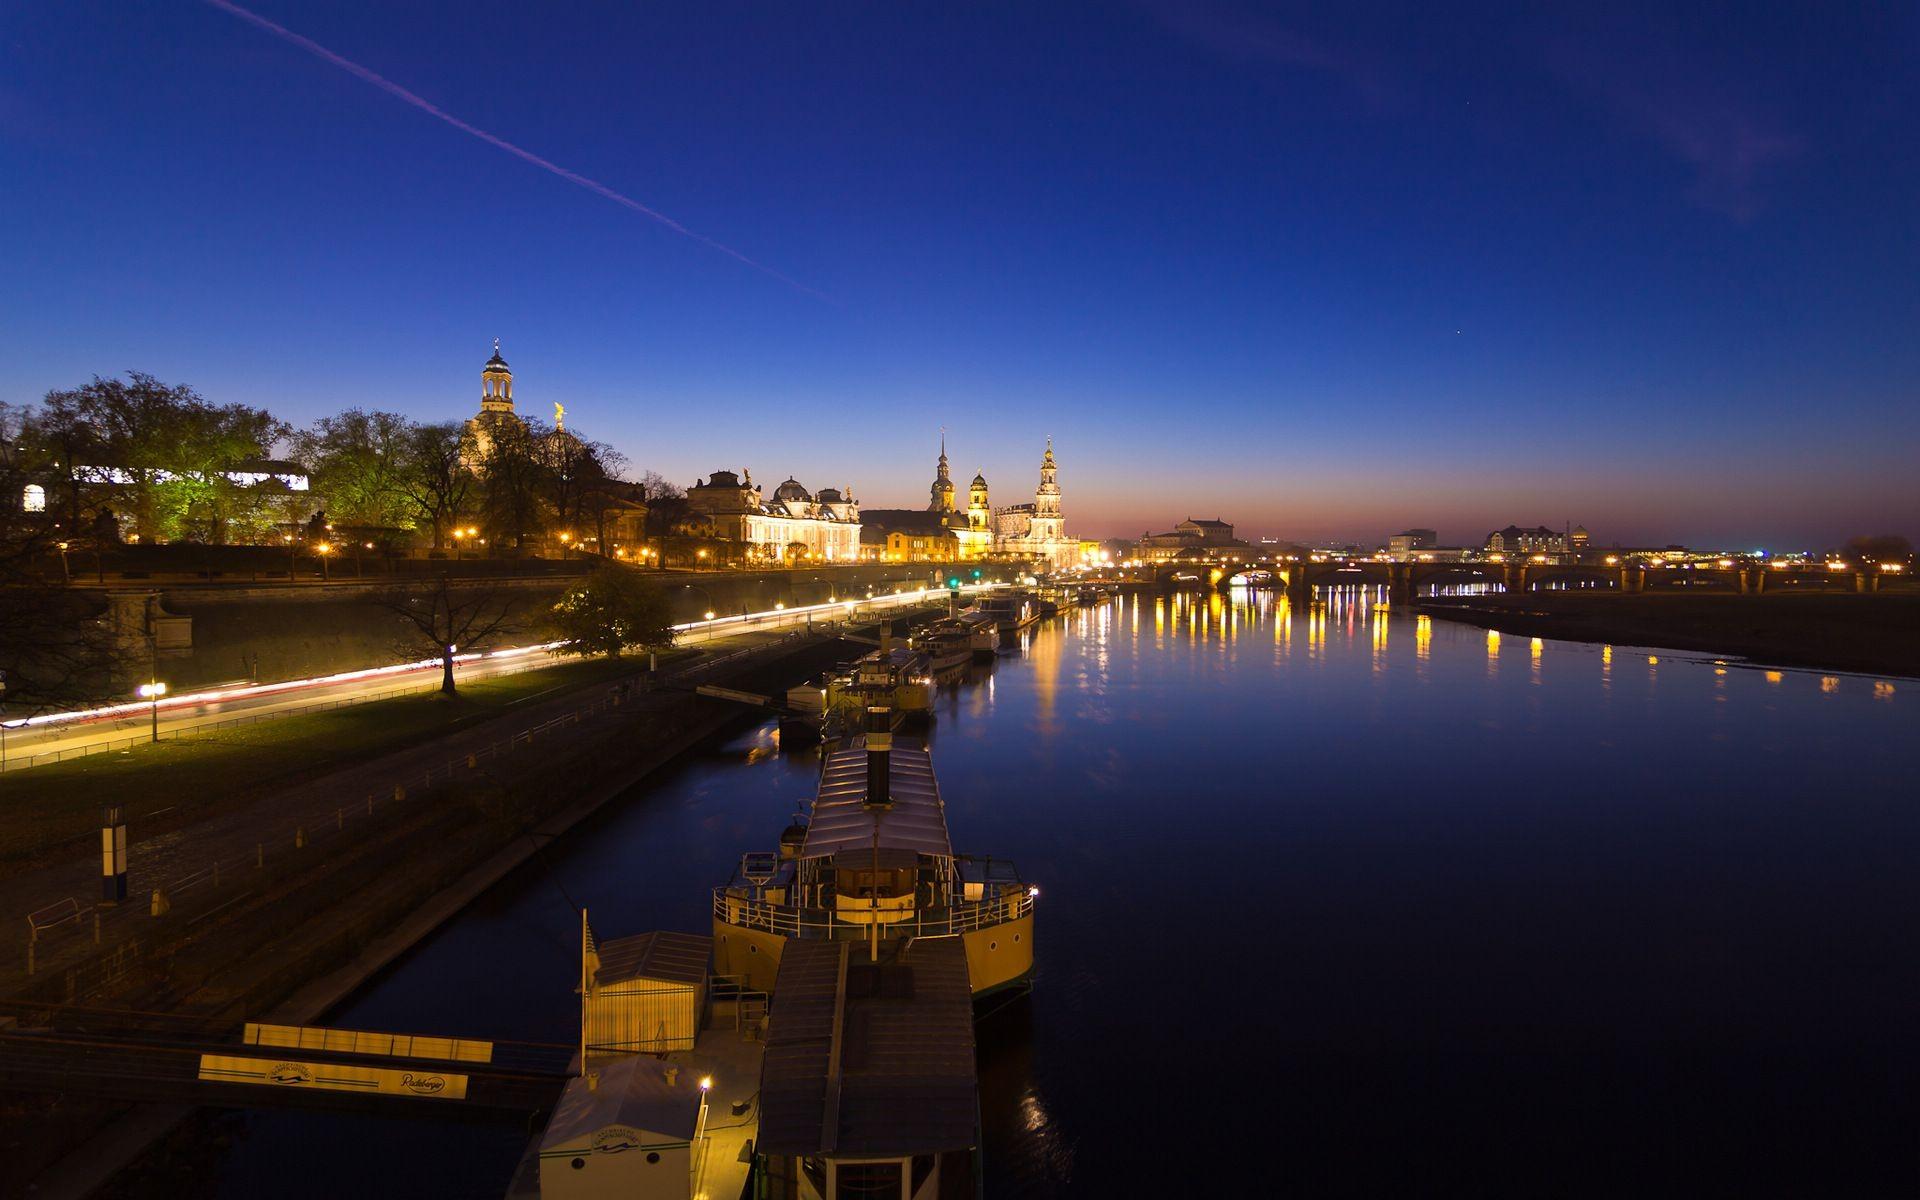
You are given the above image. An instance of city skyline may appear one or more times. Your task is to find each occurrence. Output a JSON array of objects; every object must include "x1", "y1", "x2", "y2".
[{"x1": 5, "y1": 2, "x2": 1916, "y2": 547}]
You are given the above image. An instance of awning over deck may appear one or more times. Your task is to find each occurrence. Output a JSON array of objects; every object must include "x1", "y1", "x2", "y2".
[
  {"x1": 757, "y1": 937, "x2": 979, "y2": 1158},
  {"x1": 800, "y1": 736, "x2": 954, "y2": 861}
]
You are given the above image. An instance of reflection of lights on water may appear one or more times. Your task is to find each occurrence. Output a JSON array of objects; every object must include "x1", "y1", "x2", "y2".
[
  {"x1": 1415, "y1": 614, "x2": 1431, "y2": 660},
  {"x1": 1821, "y1": 676, "x2": 1839, "y2": 694},
  {"x1": 1765, "y1": 671, "x2": 1782, "y2": 684},
  {"x1": 1875, "y1": 681, "x2": 1896, "y2": 700}
]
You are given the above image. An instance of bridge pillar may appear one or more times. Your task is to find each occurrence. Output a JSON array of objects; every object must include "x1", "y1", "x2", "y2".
[
  {"x1": 1388, "y1": 562, "x2": 1414, "y2": 605},
  {"x1": 1285, "y1": 566, "x2": 1310, "y2": 603},
  {"x1": 1748, "y1": 568, "x2": 1766, "y2": 595},
  {"x1": 1856, "y1": 571, "x2": 1874, "y2": 594}
]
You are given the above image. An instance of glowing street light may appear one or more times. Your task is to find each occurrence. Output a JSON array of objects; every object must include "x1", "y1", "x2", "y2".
[
  {"x1": 137, "y1": 680, "x2": 168, "y2": 743},
  {"x1": 315, "y1": 541, "x2": 332, "y2": 581}
]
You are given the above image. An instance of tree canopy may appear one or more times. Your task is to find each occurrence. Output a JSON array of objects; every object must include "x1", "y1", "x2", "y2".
[{"x1": 550, "y1": 567, "x2": 675, "y2": 658}]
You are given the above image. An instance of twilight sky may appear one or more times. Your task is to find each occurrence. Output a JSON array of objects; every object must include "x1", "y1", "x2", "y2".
[{"x1": 3, "y1": 1, "x2": 1915, "y2": 548}]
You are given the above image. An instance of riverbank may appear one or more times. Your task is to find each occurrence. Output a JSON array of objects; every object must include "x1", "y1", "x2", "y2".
[
  {"x1": 7, "y1": 629, "x2": 883, "y2": 1198},
  {"x1": 1419, "y1": 591, "x2": 1920, "y2": 677}
]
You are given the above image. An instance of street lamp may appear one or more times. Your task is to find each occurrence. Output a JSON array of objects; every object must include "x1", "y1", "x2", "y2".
[
  {"x1": 452, "y1": 528, "x2": 466, "y2": 560},
  {"x1": 315, "y1": 541, "x2": 332, "y2": 581},
  {"x1": 138, "y1": 680, "x2": 168, "y2": 743}
]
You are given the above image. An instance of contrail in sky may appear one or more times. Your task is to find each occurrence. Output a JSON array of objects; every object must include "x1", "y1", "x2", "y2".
[{"x1": 204, "y1": 0, "x2": 827, "y2": 300}]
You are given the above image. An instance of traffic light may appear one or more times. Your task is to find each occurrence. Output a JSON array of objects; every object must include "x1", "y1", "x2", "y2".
[
  {"x1": 947, "y1": 577, "x2": 961, "y2": 589},
  {"x1": 971, "y1": 569, "x2": 982, "y2": 579}
]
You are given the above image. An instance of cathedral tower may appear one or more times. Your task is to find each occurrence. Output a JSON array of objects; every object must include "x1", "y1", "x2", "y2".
[
  {"x1": 968, "y1": 470, "x2": 989, "y2": 531},
  {"x1": 1031, "y1": 438, "x2": 1063, "y2": 539},
  {"x1": 928, "y1": 432, "x2": 956, "y2": 513}
]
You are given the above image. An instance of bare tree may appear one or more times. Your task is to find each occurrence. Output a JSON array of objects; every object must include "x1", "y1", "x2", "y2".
[
  {"x1": 639, "y1": 471, "x2": 689, "y2": 536},
  {"x1": 372, "y1": 575, "x2": 520, "y2": 695},
  {"x1": 393, "y1": 422, "x2": 473, "y2": 550}
]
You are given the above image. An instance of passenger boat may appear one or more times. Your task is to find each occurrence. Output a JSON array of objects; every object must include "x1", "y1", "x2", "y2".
[
  {"x1": 955, "y1": 608, "x2": 998, "y2": 660},
  {"x1": 510, "y1": 706, "x2": 1035, "y2": 1199},
  {"x1": 976, "y1": 590, "x2": 1040, "y2": 646},
  {"x1": 909, "y1": 617, "x2": 973, "y2": 673},
  {"x1": 825, "y1": 645, "x2": 932, "y2": 727}
]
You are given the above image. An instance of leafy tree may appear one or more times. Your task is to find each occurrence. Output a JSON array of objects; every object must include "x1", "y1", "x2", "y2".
[
  {"x1": 392, "y1": 422, "x2": 473, "y2": 549},
  {"x1": 292, "y1": 409, "x2": 417, "y2": 530},
  {"x1": 551, "y1": 567, "x2": 675, "y2": 658},
  {"x1": 373, "y1": 574, "x2": 519, "y2": 695},
  {"x1": 0, "y1": 406, "x2": 126, "y2": 713},
  {"x1": 36, "y1": 373, "x2": 283, "y2": 543}
]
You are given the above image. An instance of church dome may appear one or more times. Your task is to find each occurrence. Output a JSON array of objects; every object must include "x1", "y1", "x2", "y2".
[
  {"x1": 773, "y1": 478, "x2": 812, "y2": 502},
  {"x1": 816, "y1": 487, "x2": 844, "y2": 503}
]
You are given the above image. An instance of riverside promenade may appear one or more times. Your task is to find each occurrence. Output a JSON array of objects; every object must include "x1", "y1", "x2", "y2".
[{"x1": 0, "y1": 627, "x2": 820, "y2": 1001}]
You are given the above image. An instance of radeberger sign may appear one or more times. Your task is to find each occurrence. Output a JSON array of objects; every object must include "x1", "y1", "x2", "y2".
[{"x1": 197, "y1": 1054, "x2": 469, "y2": 1100}]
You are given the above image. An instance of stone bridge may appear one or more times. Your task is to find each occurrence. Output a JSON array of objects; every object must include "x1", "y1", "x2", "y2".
[{"x1": 1131, "y1": 555, "x2": 1902, "y2": 603}]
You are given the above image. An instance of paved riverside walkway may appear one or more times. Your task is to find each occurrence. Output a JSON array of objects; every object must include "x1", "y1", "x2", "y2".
[{"x1": 0, "y1": 630, "x2": 811, "y2": 994}]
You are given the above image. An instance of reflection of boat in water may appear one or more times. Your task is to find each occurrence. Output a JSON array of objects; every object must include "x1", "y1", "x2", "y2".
[
  {"x1": 911, "y1": 617, "x2": 974, "y2": 673},
  {"x1": 977, "y1": 591, "x2": 1041, "y2": 646}
]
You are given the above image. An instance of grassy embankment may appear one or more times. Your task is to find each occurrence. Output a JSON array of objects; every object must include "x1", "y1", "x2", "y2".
[
  {"x1": 0, "y1": 654, "x2": 664, "y2": 868},
  {"x1": 1420, "y1": 590, "x2": 1920, "y2": 677}
]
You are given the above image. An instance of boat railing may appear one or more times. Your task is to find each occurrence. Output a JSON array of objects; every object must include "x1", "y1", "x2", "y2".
[{"x1": 713, "y1": 886, "x2": 1035, "y2": 940}]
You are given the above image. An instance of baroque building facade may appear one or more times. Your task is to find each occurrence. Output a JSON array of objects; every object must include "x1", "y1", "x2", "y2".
[
  {"x1": 859, "y1": 438, "x2": 991, "y2": 561},
  {"x1": 992, "y1": 440, "x2": 1078, "y2": 570},
  {"x1": 677, "y1": 469, "x2": 861, "y2": 562}
]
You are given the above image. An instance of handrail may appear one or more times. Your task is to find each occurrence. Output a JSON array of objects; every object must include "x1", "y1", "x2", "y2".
[{"x1": 713, "y1": 886, "x2": 1034, "y2": 940}]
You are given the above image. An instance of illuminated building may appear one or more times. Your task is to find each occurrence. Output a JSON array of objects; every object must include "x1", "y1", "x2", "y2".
[
  {"x1": 992, "y1": 440, "x2": 1078, "y2": 570},
  {"x1": 677, "y1": 469, "x2": 861, "y2": 562}
]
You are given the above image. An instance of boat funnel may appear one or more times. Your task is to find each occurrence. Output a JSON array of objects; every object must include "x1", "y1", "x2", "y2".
[{"x1": 864, "y1": 706, "x2": 893, "y2": 808}]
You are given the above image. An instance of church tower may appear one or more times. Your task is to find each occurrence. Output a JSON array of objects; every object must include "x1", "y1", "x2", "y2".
[
  {"x1": 480, "y1": 339, "x2": 515, "y2": 415},
  {"x1": 1031, "y1": 438, "x2": 1063, "y2": 539},
  {"x1": 928, "y1": 433, "x2": 956, "y2": 513},
  {"x1": 967, "y1": 470, "x2": 989, "y2": 531}
]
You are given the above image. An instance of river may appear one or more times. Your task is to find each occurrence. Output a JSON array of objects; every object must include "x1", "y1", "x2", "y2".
[{"x1": 193, "y1": 588, "x2": 1914, "y2": 1196}]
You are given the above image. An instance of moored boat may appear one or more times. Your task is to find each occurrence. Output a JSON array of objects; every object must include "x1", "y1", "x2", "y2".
[
  {"x1": 825, "y1": 646, "x2": 932, "y2": 727},
  {"x1": 955, "y1": 607, "x2": 998, "y2": 660},
  {"x1": 910, "y1": 617, "x2": 974, "y2": 673}
]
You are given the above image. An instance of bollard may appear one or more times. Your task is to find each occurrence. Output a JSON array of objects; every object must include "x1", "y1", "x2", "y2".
[
  {"x1": 466, "y1": 753, "x2": 477, "y2": 769},
  {"x1": 94, "y1": 910, "x2": 101, "y2": 946},
  {"x1": 367, "y1": 795, "x2": 374, "y2": 816},
  {"x1": 295, "y1": 827, "x2": 307, "y2": 849},
  {"x1": 336, "y1": 808, "x2": 343, "y2": 831},
  {"x1": 101, "y1": 804, "x2": 129, "y2": 905},
  {"x1": 150, "y1": 887, "x2": 170, "y2": 917},
  {"x1": 394, "y1": 784, "x2": 406, "y2": 803}
]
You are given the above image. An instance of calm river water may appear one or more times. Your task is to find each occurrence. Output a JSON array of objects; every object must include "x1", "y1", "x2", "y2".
[{"x1": 201, "y1": 589, "x2": 1915, "y2": 1197}]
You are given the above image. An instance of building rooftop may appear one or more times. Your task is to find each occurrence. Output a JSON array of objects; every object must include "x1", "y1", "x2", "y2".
[
  {"x1": 540, "y1": 1053, "x2": 703, "y2": 1149},
  {"x1": 594, "y1": 930, "x2": 711, "y2": 989}
]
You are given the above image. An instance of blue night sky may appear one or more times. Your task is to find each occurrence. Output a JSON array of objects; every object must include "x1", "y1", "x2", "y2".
[{"x1": 3, "y1": 2, "x2": 1915, "y2": 548}]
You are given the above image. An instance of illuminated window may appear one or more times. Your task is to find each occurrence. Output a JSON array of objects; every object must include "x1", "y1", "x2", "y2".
[{"x1": 22, "y1": 484, "x2": 45, "y2": 512}]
